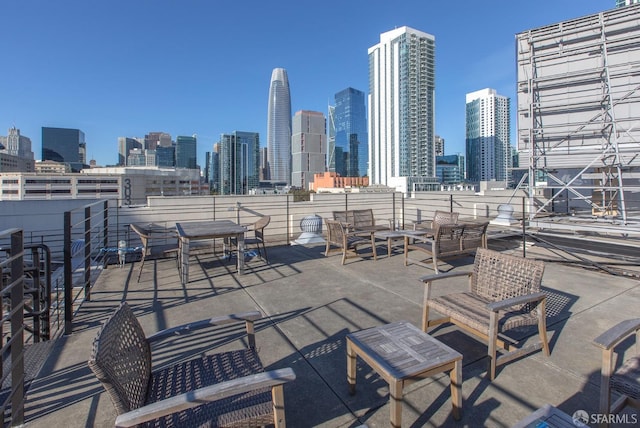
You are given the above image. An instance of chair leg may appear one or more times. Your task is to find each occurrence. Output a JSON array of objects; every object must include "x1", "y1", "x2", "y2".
[
  {"x1": 488, "y1": 311, "x2": 499, "y2": 380},
  {"x1": 137, "y1": 253, "x2": 146, "y2": 282},
  {"x1": 272, "y1": 384, "x2": 286, "y2": 428},
  {"x1": 537, "y1": 299, "x2": 550, "y2": 356}
]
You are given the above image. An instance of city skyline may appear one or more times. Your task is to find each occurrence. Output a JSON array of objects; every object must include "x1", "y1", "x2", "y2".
[{"x1": 1, "y1": 1, "x2": 610, "y2": 169}]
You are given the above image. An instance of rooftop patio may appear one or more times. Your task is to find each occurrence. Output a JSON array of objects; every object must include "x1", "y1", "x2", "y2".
[{"x1": 20, "y1": 232, "x2": 640, "y2": 427}]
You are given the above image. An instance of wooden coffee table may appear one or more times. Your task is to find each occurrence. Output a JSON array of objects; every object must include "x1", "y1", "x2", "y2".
[{"x1": 346, "y1": 321, "x2": 462, "y2": 427}]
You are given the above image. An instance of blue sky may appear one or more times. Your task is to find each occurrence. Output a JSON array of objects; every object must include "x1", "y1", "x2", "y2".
[{"x1": 1, "y1": 0, "x2": 611, "y2": 168}]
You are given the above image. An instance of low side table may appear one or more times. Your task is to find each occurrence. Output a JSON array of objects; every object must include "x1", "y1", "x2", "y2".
[
  {"x1": 375, "y1": 230, "x2": 431, "y2": 258},
  {"x1": 346, "y1": 321, "x2": 462, "y2": 427}
]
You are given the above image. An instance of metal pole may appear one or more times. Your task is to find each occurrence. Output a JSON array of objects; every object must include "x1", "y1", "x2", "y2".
[
  {"x1": 522, "y1": 196, "x2": 526, "y2": 258},
  {"x1": 64, "y1": 211, "x2": 72, "y2": 335},
  {"x1": 84, "y1": 206, "x2": 91, "y2": 301}
]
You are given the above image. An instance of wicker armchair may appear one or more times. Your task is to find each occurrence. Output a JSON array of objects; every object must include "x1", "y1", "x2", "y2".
[
  {"x1": 325, "y1": 219, "x2": 377, "y2": 264},
  {"x1": 420, "y1": 248, "x2": 549, "y2": 380},
  {"x1": 593, "y1": 318, "x2": 640, "y2": 427},
  {"x1": 88, "y1": 302, "x2": 295, "y2": 428},
  {"x1": 405, "y1": 222, "x2": 488, "y2": 273},
  {"x1": 413, "y1": 210, "x2": 460, "y2": 231}
]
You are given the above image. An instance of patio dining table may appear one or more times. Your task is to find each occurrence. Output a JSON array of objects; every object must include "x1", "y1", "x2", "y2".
[{"x1": 175, "y1": 220, "x2": 247, "y2": 286}]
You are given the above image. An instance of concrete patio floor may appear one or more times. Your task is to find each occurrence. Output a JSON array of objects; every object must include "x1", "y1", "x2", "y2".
[{"x1": 22, "y1": 235, "x2": 640, "y2": 427}]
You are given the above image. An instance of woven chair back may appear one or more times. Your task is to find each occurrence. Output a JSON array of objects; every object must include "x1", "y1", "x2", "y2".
[
  {"x1": 472, "y1": 248, "x2": 545, "y2": 309},
  {"x1": 88, "y1": 302, "x2": 152, "y2": 414},
  {"x1": 433, "y1": 211, "x2": 459, "y2": 227}
]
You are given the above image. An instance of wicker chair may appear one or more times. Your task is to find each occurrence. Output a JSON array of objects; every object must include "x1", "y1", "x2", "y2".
[
  {"x1": 325, "y1": 219, "x2": 377, "y2": 264},
  {"x1": 245, "y1": 215, "x2": 270, "y2": 263},
  {"x1": 405, "y1": 222, "x2": 488, "y2": 273},
  {"x1": 88, "y1": 302, "x2": 295, "y2": 428},
  {"x1": 593, "y1": 318, "x2": 640, "y2": 427},
  {"x1": 420, "y1": 248, "x2": 549, "y2": 380},
  {"x1": 413, "y1": 210, "x2": 460, "y2": 231},
  {"x1": 130, "y1": 223, "x2": 179, "y2": 282}
]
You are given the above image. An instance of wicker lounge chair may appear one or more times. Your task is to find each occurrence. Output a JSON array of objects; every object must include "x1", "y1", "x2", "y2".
[
  {"x1": 325, "y1": 219, "x2": 377, "y2": 264},
  {"x1": 88, "y1": 302, "x2": 295, "y2": 427},
  {"x1": 420, "y1": 248, "x2": 549, "y2": 380},
  {"x1": 593, "y1": 318, "x2": 640, "y2": 427}
]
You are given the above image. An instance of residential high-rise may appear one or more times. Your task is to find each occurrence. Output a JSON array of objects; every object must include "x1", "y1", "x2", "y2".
[
  {"x1": 218, "y1": 131, "x2": 260, "y2": 195},
  {"x1": 333, "y1": 88, "x2": 367, "y2": 177},
  {"x1": 175, "y1": 135, "x2": 197, "y2": 169},
  {"x1": 436, "y1": 154, "x2": 465, "y2": 185},
  {"x1": 616, "y1": 0, "x2": 640, "y2": 7},
  {"x1": 259, "y1": 147, "x2": 269, "y2": 181},
  {"x1": 465, "y1": 88, "x2": 511, "y2": 183},
  {"x1": 267, "y1": 68, "x2": 292, "y2": 185},
  {"x1": 42, "y1": 127, "x2": 87, "y2": 172},
  {"x1": 144, "y1": 132, "x2": 172, "y2": 151},
  {"x1": 368, "y1": 27, "x2": 437, "y2": 192},
  {"x1": 291, "y1": 110, "x2": 326, "y2": 189},
  {"x1": 327, "y1": 105, "x2": 336, "y2": 172},
  {"x1": 434, "y1": 135, "x2": 445, "y2": 157}
]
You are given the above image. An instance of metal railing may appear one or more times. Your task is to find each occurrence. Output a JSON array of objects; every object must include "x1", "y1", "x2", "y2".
[
  {"x1": 63, "y1": 200, "x2": 109, "y2": 335},
  {"x1": 0, "y1": 228, "x2": 26, "y2": 427}
]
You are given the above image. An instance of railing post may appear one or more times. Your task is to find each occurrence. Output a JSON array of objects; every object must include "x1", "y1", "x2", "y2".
[
  {"x1": 401, "y1": 193, "x2": 405, "y2": 229},
  {"x1": 522, "y1": 196, "x2": 527, "y2": 258},
  {"x1": 286, "y1": 195, "x2": 290, "y2": 245},
  {"x1": 450, "y1": 194, "x2": 453, "y2": 212},
  {"x1": 10, "y1": 229, "x2": 25, "y2": 427},
  {"x1": 84, "y1": 206, "x2": 91, "y2": 301},
  {"x1": 64, "y1": 211, "x2": 72, "y2": 335},
  {"x1": 103, "y1": 201, "x2": 108, "y2": 250},
  {"x1": 392, "y1": 193, "x2": 396, "y2": 229}
]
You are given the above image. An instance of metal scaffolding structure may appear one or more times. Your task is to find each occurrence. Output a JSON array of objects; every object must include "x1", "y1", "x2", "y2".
[{"x1": 516, "y1": 5, "x2": 640, "y2": 224}]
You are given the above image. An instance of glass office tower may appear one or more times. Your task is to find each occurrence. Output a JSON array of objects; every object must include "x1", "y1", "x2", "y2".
[
  {"x1": 218, "y1": 131, "x2": 260, "y2": 195},
  {"x1": 368, "y1": 27, "x2": 436, "y2": 187},
  {"x1": 267, "y1": 68, "x2": 292, "y2": 185},
  {"x1": 41, "y1": 127, "x2": 86, "y2": 172},
  {"x1": 334, "y1": 87, "x2": 367, "y2": 177},
  {"x1": 175, "y1": 135, "x2": 197, "y2": 169}
]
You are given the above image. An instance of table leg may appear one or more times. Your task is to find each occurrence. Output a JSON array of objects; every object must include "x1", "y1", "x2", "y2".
[
  {"x1": 237, "y1": 232, "x2": 245, "y2": 274},
  {"x1": 387, "y1": 237, "x2": 392, "y2": 258},
  {"x1": 390, "y1": 380, "x2": 403, "y2": 428},
  {"x1": 346, "y1": 340, "x2": 356, "y2": 395},
  {"x1": 181, "y1": 238, "x2": 190, "y2": 286},
  {"x1": 450, "y1": 360, "x2": 462, "y2": 420}
]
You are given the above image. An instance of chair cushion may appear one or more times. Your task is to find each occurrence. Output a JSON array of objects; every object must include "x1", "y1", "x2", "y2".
[
  {"x1": 611, "y1": 356, "x2": 640, "y2": 400},
  {"x1": 144, "y1": 348, "x2": 273, "y2": 428},
  {"x1": 428, "y1": 292, "x2": 540, "y2": 335}
]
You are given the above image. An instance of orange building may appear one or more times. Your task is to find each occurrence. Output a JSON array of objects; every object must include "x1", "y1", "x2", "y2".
[{"x1": 310, "y1": 171, "x2": 369, "y2": 191}]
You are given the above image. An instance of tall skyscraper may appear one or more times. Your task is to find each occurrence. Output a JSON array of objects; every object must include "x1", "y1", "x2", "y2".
[
  {"x1": 291, "y1": 110, "x2": 327, "y2": 189},
  {"x1": 333, "y1": 88, "x2": 368, "y2": 177},
  {"x1": 616, "y1": 0, "x2": 640, "y2": 7},
  {"x1": 42, "y1": 127, "x2": 86, "y2": 172},
  {"x1": 465, "y1": 88, "x2": 511, "y2": 183},
  {"x1": 267, "y1": 68, "x2": 292, "y2": 184},
  {"x1": 175, "y1": 135, "x2": 197, "y2": 169},
  {"x1": 218, "y1": 131, "x2": 260, "y2": 195},
  {"x1": 368, "y1": 27, "x2": 436, "y2": 191}
]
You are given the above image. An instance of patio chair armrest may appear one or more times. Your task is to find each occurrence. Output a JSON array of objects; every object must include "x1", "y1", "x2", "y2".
[
  {"x1": 486, "y1": 291, "x2": 547, "y2": 312},
  {"x1": 593, "y1": 318, "x2": 640, "y2": 350},
  {"x1": 114, "y1": 368, "x2": 296, "y2": 428},
  {"x1": 147, "y1": 311, "x2": 263, "y2": 343},
  {"x1": 419, "y1": 271, "x2": 472, "y2": 284}
]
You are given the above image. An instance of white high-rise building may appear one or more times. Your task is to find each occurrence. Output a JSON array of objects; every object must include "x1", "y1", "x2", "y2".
[
  {"x1": 368, "y1": 26, "x2": 438, "y2": 192},
  {"x1": 267, "y1": 68, "x2": 292, "y2": 185},
  {"x1": 465, "y1": 88, "x2": 511, "y2": 183}
]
